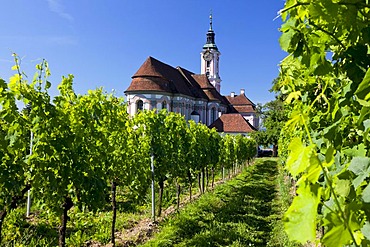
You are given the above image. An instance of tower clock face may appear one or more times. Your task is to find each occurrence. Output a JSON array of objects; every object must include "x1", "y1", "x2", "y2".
[{"x1": 203, "y1": 51, "x2": 213, "y2": 61}]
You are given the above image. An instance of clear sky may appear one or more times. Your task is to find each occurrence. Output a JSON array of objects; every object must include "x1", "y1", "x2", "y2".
[{"x1": 0, "y1": 0, "x2": 287, "y2": 105}]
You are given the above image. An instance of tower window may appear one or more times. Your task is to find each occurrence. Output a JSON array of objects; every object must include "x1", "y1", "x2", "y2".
[
  {"x1": 136, "y1": 100, "x2": 143, "y2": 112},
  {"x1": 206, "y1": 60, "x2": 211, "y2": 68}
]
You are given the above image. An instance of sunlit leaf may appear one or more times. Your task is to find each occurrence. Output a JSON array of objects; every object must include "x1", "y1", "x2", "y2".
[
  {"x1": 284, "y1": 182, "x2": 321, "y2": 243},
  {"x1": 286, "y1": 138, "x2": 316, "y2": 178},
  {"x1": 285, "y1": 91, "x2": 301, "y2": 104},
  {"x1": 355, "y1": 68, "x2": 370, "y2": 100},
  {"x1": 335, "y1": 179, "x2": 350, "y2": 198},
  {"x1": 322, "y1": 218, "x2": 352, "y2": 246}
]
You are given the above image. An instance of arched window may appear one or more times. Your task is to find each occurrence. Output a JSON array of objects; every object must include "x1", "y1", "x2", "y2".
[
  {"x1": 136, "y1": 100, "x2": 143, "y2": 113},
  {"x1": 180, "y1": 103, "x2": 185, "y2": 115},
  {"x1": 211, "y1": 107, "x2": 217, "y2": 122},
  {"x1": 191, "y1": 111, "x2": 200, "y2": 123},
  {"x1": 162, "y1": 101, "x2": 167, "y2": 110}
]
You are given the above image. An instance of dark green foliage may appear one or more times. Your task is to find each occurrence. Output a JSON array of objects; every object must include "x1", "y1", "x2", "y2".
[
  {"x1": 0, "y1": 55, "x2": 258, "y2": 245},
  {"x1": 252, "y1": 99, "x2": 287, "y2": 156}
]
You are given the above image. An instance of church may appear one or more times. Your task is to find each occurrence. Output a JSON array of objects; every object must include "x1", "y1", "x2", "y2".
[{"x1": 125, "y1": 15, "x2": 258, "y2": 135}]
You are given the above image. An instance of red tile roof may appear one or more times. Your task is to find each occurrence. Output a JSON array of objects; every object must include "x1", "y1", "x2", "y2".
[
  {"x1": 125, "y1": 57, "x2": 196, "y2": 97},
  {"x1": 226, "y1": 93, "x2": 256, "y2": 113},
  {"x1": 176, "y1": 67, "x2": 210, "y2": 100},
  {"x1": 126, "y1": 77, "x2": 174, "y2": 93},
  {"x1": 132, "y1": 56, "x2": 169, "y2": 78},
  {"x1": 191, "y1": 74, "x2": 228, "y2": 104},
  {"x1": 126, "y1": 57, "x2": 230, "y2": 107},
  {"x1": 125, "y1": 57, "x2": 258, "y2": 134},
  {"x1": 232, "y1": 105, "x2": 256, "y2": 113},
  {"x1": 208, "y1": 113, "x2": 257, "y2": 133},
  {"x1": 226, "y1": 94, "x2": 255, "y2": 105},
  {"x1": 191, "y1": 74, "x2": 212, "y2": 89}
]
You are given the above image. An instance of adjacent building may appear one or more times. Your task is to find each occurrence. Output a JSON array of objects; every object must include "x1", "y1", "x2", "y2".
[{"x1": 124, "y1": 15, "x2": 259, "y2": 135}]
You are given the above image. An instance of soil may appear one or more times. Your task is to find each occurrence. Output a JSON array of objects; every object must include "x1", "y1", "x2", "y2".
[{"x1": 86, "y1": 180, "x2": 225, "y2": 247}]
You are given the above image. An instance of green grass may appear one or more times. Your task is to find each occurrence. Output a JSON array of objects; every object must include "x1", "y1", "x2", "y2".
[
  {"x1": 1, "y1": 159, "x2": 298, "y2": 246},
  {"x1": 1, "y1": 201, "x2": 149, "y2": 246},
  {"x1": 267, "y1": 161, "x2": 300, "y2": 247},
  {"x1": 141, "y1": 158, "x2": 293, "y2": 247}
]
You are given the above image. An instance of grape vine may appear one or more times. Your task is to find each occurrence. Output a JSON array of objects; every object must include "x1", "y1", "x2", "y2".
[
  {"x1": 0, "y1": 55, "x2": 257, "y2": 246},
  {"x1": 276, "y1": 1, "x2": 370, "y2": 246}
]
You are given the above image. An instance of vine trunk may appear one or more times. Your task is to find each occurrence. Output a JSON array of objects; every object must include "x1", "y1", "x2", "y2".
[{"x1": 58, "y1": 196, "x2": 73, "y2": 247}]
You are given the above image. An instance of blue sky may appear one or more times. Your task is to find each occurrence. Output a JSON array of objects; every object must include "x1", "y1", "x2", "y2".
[{"x1": 0, "y1": 0, "x2": 287, "y2": 105}]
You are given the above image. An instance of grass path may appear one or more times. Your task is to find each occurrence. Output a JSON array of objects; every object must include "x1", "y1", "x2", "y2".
[{"x1": 140, "y1": 158, "x2": 285, "y2": 247}]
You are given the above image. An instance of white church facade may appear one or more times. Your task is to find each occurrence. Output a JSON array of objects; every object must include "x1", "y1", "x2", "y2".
[{"x1": 125, "y1": 15, "x2": 259, "y2": 134}]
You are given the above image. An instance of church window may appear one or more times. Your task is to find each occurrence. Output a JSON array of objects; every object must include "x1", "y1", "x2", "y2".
[
  {"x1": 211, "y1": 107, "x2": 217, "y2": 122},
  {"x1": 162, "y1": 101, "x2": 167, "y2": 110},
  {"x1": 136, "y1": 100, "x2": 143, "y2": 113},
  {"x1": 206, "y1": 60, "x2": 211, "y2": 68},
  {"x1": 181, "y1": 103, "x2": 185, "y2": 115}
]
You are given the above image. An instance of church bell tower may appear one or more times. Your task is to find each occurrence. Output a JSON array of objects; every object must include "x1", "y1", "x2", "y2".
[{"x1": 201, "y1": 13, "x2": 221, "y2": 92}]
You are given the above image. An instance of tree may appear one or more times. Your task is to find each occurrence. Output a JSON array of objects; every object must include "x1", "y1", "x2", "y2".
[{"x1": 252, "y1": 99, "x2": 287, "y2": 157}]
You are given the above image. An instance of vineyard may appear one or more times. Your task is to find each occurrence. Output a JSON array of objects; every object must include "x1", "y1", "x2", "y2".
[
  {"x1": 0, "y1": 56, "x2": 257, "y2": 246},
  {"x1": 2, "y1": 0, "x2": 370, "y2": 246},
  {"x1": 141, "y1": 158, "x2": 295, "y2": 247}
]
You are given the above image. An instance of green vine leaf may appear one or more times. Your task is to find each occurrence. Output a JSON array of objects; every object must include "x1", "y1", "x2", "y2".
[
  {"x1": 334, "y1": 179, "x2": 350, "y2": 198},
  {"x1": 356, "y1": 98, "x2": 370, "y2": 107},
  {"x1": 286, "y1": 137, "x2": 316, "y2": 178},
  {"x1": 285, "y1": 91, "x2": 301, "y2": 104},
  {"x1": 283, "y1": 182, "x2": 321, "y2": 243},
  {"x1": 363, "y1": 119, "x2": 370, "y2": 133},
  {"x1": 355, "y1": 68, "x2": 370, "y2": 100},
  {"x1": 305, "y1": 153, "x2": 321, "y2": 183},
  {"x1": 322, "y1": 212, "x2": 352, "y2": 247},
  {"x1": 348, "y1": 157, "x2": 370, "y2": 189},
  {"x1": 277, "y1": 0, "x2": 370, "y2": 245},
  {"x1": 361, "y1": 221, "x2": 370, "y2": 240},
  {"x1": 343, "y1": 144, "x2": 367, "y2": 157},
  {"x1": 362, "y1": 183, "x2": 370, "y2": 203}
]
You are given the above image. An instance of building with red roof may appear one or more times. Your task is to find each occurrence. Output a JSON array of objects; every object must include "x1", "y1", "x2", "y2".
[
  {"x1": 125, "y1": 15, "x2": 259, "y2": 134},
  {"x1": 208, "y1": 113, "x2": 257, "y2": 134}
]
